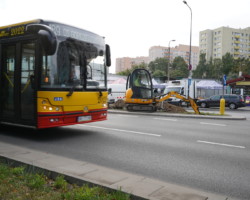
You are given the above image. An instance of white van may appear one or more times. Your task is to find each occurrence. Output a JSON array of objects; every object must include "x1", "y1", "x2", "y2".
[{"x1": 108, "y1": 84, "x2": 126, "y2": 104}]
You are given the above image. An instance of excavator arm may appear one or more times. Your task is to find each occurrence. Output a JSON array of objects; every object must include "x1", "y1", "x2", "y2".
[{"x1": 156, "y1": 91, "x2": 200, "y2": 114}]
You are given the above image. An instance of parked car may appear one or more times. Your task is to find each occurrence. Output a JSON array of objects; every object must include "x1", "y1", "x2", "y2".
[{"x1": 196, "y1": 94, "x2": 245, "y2": 109}]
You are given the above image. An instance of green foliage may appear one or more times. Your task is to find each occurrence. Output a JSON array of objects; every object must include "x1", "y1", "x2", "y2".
[
  {"x1": 0, "y1": 163, "x2": 130, "y2": 200},
  {"x1": 222, "y1": 53, "x2": 235, "y2": 75},
  {"x1": 117, "y1": 52, "x2": 250, "y2": 80},
  {"x1": 153, "y1": 69, "x2": 165, "y2": 77},
  {"x1": 117, "y1": 69, "x2": 131, "y2": 76},
  {"x1": 148, "y1": 57, "x2": 168, "y2": 74},
  {"x1": 118, "y1": 56, "x2": 189, "y2": 80},
  {"x1": 62, "y1": 185, "x2": 130, "y2": 200},
  {"x1": 171, "y1": 56, "x2": 189, "y2": 79},
  {"x1": 192, "y1": 53, "x2": 207, "y2": 78},
  {"x1": 231, "y1": 57, "x2": 250, "y2": 77},
  {"x1": 54, "y1": 175, "x2": 67, "y2": 190},
  {"x1": 192, "y1": 52, "x2": 250, "y2": 80},
  {"x1": 117, "y1": 63, "x2": 148, "y2": 76},
  {"x1": 27, "y1": 173, "x2": 46, "y2": 189},
  {"x1": 148, "y1": 57, "x2": 189, "y2": 79},
  {"x1": 12, "y1": 166, "x2": 25, "y2": 175}
]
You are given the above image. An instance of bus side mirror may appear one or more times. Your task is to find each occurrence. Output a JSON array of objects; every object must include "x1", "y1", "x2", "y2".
[
  {"x1": 108, "y1": 88, "x2": 112, "y2": 94},
  {"x1": 105, "y1": 44, "x2": 111, "y2": 67},
  {"x1": 26, "y1": 24, "x2": 57, "y2": 55}
]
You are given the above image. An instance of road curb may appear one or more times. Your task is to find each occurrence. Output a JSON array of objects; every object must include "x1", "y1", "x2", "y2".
[
  {"x1": 108, "y1": 109, "x2": 247, "y2": 120},
  {"x1": 0, "y1": 141, "x2": 232, "y2": 200}
]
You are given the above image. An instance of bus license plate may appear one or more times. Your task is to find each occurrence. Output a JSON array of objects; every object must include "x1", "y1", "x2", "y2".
[{"x1": 78, "y1": 116, "x2": 91, "y2": 122}]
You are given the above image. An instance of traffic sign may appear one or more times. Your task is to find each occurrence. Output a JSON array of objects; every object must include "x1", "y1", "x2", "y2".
[
  {"x1": 188, "y1": 78, "x2": 192, "y2": 87},
  {"x1": 223, "y1": 75, "x2": 227, "y2": 86}
]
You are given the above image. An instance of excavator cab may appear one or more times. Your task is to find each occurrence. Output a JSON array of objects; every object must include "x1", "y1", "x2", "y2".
[
  {"x1": 125, "y1": 69, "x2": 156, "y2": 111},
  {"x1": 127, "y1": 69, "x2": 153, "y2": 99}
]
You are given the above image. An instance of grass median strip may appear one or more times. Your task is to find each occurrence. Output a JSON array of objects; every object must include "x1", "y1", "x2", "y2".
[{"x1": 0, "y1": 163, "x2": 130, "y2": 200}]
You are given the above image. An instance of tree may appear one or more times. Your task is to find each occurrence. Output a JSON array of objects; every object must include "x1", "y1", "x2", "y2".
[
  {"x1": 232, "y1": 57, "x2": 250, "y2": 77},
  {"x1": 192, "y1": 53, "x2": 207, "y2": 78},
  {"x1": 221, "y1": 52, "x2": 234, "y2": 76},
  {"x1": 212, "y1": 58, "x2": 223, "y2": 80},
  {"x1": 117, "y1": 62, "x2": 148, "y2": 76},
  {"x1": 148, "y1": 58, "x2": 168, "y2": 76},
  {"x1": 152, "y1": 69, "x2": 165, "y2": 77},
  {"x1": 117, "y1": 69, "x2": 131, "y2": 76},
  {"x1": 171, "y1": 56, "x2": 189, "y2": 79}
]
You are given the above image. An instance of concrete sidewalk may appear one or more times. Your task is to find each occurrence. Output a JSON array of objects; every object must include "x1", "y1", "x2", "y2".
[
  {"x1": 108, "y1": 109, "x2": 247, "y2": 120},
  {"x1": 0, "y1": 141, "x2": 238, "y2": 200}
]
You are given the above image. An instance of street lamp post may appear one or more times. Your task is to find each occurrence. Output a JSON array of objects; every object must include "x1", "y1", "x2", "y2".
[
  {"x1": 168, "y1": 39, "x2": 175, "y2": 83},
  {"x1": 183, "y1": 0, "x2": 192, "y2": 98}
]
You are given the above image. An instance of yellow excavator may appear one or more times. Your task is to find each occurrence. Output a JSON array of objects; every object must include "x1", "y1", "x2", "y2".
[{"x1": 125, "y1": 68, "x2": 200, "y2": 114}]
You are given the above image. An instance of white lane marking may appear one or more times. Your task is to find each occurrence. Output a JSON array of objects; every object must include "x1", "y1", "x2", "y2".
[
  {"x1": 117, "y1": 114, "x2": 138, "y2": 118},
  {"x1": 200, "y1": 122, "x2": 226, "y2": 126},
  {"x1": 197, "y1": 140, "x2": 246, "y2": 149},
  {"x1": 154, "y1": 118, "x2": 178, "y2": 121},
  {"x1": 77, "y1": 125, "x2": 161, "y2": 137}
]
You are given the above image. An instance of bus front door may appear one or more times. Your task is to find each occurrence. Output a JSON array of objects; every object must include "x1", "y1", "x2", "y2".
[{"x1": 0, "y1": 42, "x2": 36, "y2": 126}]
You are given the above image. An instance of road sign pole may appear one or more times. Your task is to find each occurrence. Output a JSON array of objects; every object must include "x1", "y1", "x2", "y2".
[{"x1": 220, "y1": 75, "x2": 226, "y2": 115}]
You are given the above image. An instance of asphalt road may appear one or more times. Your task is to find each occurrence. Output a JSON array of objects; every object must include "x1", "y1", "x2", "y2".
[{"x1": 0, "y1": 108, "x2": 250, "y2": 199}]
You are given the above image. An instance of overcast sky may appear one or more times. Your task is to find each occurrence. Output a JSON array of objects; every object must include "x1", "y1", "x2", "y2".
[{"x1": 1, "y1": 0, "x2": 250, "y2": 73}]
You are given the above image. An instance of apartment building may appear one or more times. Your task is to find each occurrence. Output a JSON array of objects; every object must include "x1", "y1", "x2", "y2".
[
  {"x1": 115, "y1": 56, "x2": 149, "y2": 73},
  {"x1": 200, "y1": 26, "x2": 250, "y2": 60},
  {"x1": 115, "y1": 44, "x2": 199, "y2": 73},
  {"x1": 148, "y1": 46, "x2": 169, "y2": 62},
  {"x1": 149, "y1": 44, "x2": 199, "y2": 70},
  {"x1": 171, "y1": 44, "x2": 199, "y2": 70}
]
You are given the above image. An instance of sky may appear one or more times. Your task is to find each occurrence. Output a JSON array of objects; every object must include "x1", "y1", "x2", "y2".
[{"x1": 1, "y1": 0, "x2": 250, "y2": 73}]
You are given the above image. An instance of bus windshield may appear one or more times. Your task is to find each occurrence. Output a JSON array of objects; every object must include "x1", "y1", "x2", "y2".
[{"x1": 41, "y1": 38, "x2": 106, "y2": 91}]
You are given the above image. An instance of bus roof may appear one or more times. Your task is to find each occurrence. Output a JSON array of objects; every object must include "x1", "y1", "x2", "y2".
[
  {"x1": 0, "y1": 19, "x2": 105, "y2": 46},
  {"x1": 0, "y1": 19, "x2": 40, "y2": 29}
]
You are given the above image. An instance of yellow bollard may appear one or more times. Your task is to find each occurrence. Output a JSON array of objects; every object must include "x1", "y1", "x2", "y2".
[{"x1": 220, "y1": 98, "x2": 225, "y2": 115}]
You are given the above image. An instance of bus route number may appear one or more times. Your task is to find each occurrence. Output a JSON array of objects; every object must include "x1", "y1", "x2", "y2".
[{"x1": 10, "y1": 26, "x2": 25, "y2": 36}]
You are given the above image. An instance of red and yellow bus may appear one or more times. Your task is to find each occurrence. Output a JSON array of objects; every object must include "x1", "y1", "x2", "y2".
[{"x1": 0, "y1": 19, "x2": 111, "y2": 129}]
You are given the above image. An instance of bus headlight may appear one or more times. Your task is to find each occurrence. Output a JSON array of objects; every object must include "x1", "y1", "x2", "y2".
[{"x1": 42, "y1": 105, "x2": 62, "y2": 112}]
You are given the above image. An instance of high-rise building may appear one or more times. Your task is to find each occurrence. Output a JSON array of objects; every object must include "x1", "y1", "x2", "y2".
[
  {"x1": 149, "y1": 44, "x2": 199, "y2": 70},
  {"x1": 148, "y1": 46, "x2": 169, "y2": 62},
  {"x1": 115, "y1": 44, "x2": 199, "y2": 73},
  {"x1": 171, "y1": 45, "x2": 199, "y2": 70},
  {"x1": 199, "y1": 26, "x2": 250, "y2": 60},
  {"x1": 115, "y1": 56, "x2": 149, "y2": 73}
]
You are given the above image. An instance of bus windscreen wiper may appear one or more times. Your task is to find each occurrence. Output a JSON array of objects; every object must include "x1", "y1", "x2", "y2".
[
  {"x1": 67, "y1": 80, "x2": 82, "y2": 97},
  {"x1": 67, "y1": 85, "x2": 76, "y2": 97}
]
